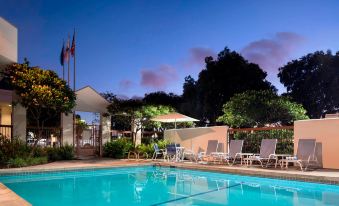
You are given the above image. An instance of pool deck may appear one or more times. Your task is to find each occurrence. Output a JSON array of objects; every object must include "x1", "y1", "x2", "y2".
[{"x1": 1, "y1": 158, "x2": 339, "y2": 206}]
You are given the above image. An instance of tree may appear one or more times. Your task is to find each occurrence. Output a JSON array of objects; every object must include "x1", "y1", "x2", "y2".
[
  {"x1": 217, "y1": 90, "x2": 308, "y2": 128},
  {"x1": 143, "y1": 91, "x2": 182, "y2": 110},
  {"x1": 4, "y1": 63, "x2": 76, "y2": 148},
  {"x1": 183, "y1": 47, "x2": 275, "y2": 124},
  {"x1": 278, "y1": 50, "x2": 339, "y2": 118},
  {"x1": 180, "y1": 75, "x2": 200, "y2": 120},
  {"x1": 107, "y1": 97, "x2": 177, "y2": 144}
]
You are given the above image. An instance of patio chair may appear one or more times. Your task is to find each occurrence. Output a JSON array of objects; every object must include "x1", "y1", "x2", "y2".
[
  {"x1": 152, "y1": 143, "x2": 165, "y2": 160},
  {"x1": 164, "y1": 144, "x2": 177, "y2": 161},
  {"x1": 183, "y1": 143, "x2": 197, "y2": 162},
  {"x1": 245, "y1": 139, "x2": 277, "y2": 167},
  {"x1": 222, "y1": 140, "x2": 244, "y2": 165},
  {"x1": 280, "y1": 139, "x2": 317, "y2": 171},
  {"x1": 197, "y1": 140, "x2": 219, "y2": 163}
]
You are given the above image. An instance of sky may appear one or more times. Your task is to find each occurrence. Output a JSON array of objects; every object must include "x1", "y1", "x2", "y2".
[{"x1": 1, "y1": 0, "x2": 339, "y2": 98}]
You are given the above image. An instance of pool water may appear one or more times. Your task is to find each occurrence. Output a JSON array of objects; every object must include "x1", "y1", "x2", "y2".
[{"x1": 1, "y1": 166, "x2": 339, "y2": 206}]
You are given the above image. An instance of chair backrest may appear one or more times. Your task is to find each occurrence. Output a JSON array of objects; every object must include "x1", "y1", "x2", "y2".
[
  {"x1": 229, "y1": 140, "x2": 244, "y2": 158},
  {"x1": 166, "y1": 144, "x2": 176, "y2": 155},
  {"x1": 217, "y1": 143, "x2": 225, "y2": 153},
  {"x1": 153, "y1": 143, "x2": 160, "y2": 152},
  {"x1": 259, "y1": 139, "x2": 277, "y2": 158},
  {"x1": 205, "y1": 140, "x2": 218, "y2": 155},
  {"x1": 296, "y1": 139, "x2": 316, "y2": 161}
]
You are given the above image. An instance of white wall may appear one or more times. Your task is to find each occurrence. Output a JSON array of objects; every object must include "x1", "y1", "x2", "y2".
[
  {"x1": 100, "y1": 114, "x2": 111, "y2": 145},
  {"x1": 61, "y1": 113, "x2": 74, "y2": 145},
  {"x1": 12, "y1": 103, "x2": 26, "y2": 140},
  {"x1": 0, "y1": 17, "x2": 17, "y2": 65}
]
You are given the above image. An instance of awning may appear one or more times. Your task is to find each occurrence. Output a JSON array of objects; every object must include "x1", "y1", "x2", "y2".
[{"x1": 151, "y1": 112, "x2": 199, "y2": 128}]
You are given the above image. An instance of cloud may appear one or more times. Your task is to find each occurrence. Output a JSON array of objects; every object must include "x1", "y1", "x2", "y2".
[
  {"x1": 119, "y1": 79, "x2": 133, "y2": 90},
  {"x1": 140, "y1": 65, "x2": 178, "y2": 89},
  {"x1": 182, "y1": 47, "x2": 217, "y2": 69},
  {"x1": 241, "y1": 32, "x2": 305, "y2": 73}
]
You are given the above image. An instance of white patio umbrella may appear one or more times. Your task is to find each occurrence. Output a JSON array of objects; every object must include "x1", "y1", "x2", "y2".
[{"x1": 151, "y1": 112, "x2": 199, "y2": 129}]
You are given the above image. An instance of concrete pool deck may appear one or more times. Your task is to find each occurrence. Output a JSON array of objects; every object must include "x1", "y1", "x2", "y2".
[{"x1": 1, "y1": 158, "x2": 339, "y2": 206}]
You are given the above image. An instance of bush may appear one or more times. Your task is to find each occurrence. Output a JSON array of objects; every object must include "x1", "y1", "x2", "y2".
[
  {"x1": 103, "y1": 138, "x2": 133, "y2": 158},
  {"x1": 7, "y1": 157, "x2": 48, "y2": 168},
  {"x1": 0, "y1": 135, "x2": 31, "y2": 165},
  {"x1": 46, "y1": 144, "x2": 74, "y2": 161}
]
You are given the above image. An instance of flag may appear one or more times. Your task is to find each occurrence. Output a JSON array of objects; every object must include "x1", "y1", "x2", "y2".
[
  {"x1": 71, "y1": 31, "x2": 75, "y2": 57},
  {"x1": 64, "y1": 36, "x2": 70, "y2": 62},
  {"x1": 60, "y1": 42, "x2": 65, "y2": 66}
]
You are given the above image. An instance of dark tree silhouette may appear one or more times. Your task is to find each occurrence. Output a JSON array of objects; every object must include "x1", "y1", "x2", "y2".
[
  {"x1": 185, "y1": 47, "x2": 275, "y2": 124},
  {"x1": 278, "y1": 50, "x2": 339, "y2": 118},
  {"x1": 143, "y1": 91, "x2": 182, "y2": 110}
]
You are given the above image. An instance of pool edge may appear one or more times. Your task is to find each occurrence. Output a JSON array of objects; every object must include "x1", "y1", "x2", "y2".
[{"x1": 0, "y1": 183, "x2": 32, "y2": 206}]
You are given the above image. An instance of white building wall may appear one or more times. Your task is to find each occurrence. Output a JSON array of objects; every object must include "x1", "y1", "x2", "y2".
[
  {"x1": 100, "y1": 114, "x2": 111, "y2": 145},
  {"x1": 61, "y1": 113, "x2": 74, "y2": 145},
  {"x1": 0, "y1": 17, "x2": 17, "y2": 66},
  {"x1": 12, "y1": 103, "x2": 26, "y2": 141}
]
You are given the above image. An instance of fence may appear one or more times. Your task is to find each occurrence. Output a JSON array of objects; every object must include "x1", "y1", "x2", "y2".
[
  {"x1": 26, "y1": 126, "x2": 62, "y2": 147},
  {"x1": 0, "y1": 124, "x2": 12, "y2": 139},
  {"x1": 228, "y1": 126, "x2": 294, "y2": 154}
]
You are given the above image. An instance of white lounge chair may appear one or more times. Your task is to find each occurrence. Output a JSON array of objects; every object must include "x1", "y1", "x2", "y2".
[
  {"x1": 197, "y1": 140, "x2": 219, "y2": 163},
  {"x1": 280, "y1": 139, "x2": 317, "y2": 171},
  {"x1": 245, "y1": 139, "x2": 277, "y2": 167}
]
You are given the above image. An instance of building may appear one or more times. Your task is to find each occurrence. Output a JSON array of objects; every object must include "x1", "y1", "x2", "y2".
[
  {"x1": 0, "y1": 17, "x2": 111, "y2": 157},
  {"x1": 0, "y1": 17, "x2": 27, "y2": 139}
]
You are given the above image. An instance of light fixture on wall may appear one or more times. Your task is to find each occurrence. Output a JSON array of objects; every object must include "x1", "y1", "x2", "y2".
[{"x1": 8, "y1": 104, "x2": 12, "y2": 107}]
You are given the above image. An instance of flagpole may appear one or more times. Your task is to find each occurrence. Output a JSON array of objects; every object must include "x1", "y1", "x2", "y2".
[
  {"x1": 67, "y1": 34, "x2": 70, "y2": 85},
  {"x1": 73, "y1": 29, "x2": 76, "y2": 92}
]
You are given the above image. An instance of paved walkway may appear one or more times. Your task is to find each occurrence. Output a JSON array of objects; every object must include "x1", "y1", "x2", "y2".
[{"x1": 1, "y1": 159, "x2": 339, "y2": 206}]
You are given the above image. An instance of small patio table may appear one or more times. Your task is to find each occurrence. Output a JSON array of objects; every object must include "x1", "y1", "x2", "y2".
[
  {"x1": 239, "y1": 153, "x2": 254, "y2": 165},
  {"x1": 270, "y1": 154, "x2": 293, "y2": 168}
]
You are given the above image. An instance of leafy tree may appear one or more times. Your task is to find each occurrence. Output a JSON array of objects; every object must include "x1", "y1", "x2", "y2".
[
  {"x1": 4, "y1": 63, "x2": 76, "y2": 148},
  {"x1": 278, "y1": 50, "x2": 339, "y2": 118},
  {"x1": 107, "y1": 97, "x2": 177, "y2": 144},
  {"x1": 217, "y1": 90, "x2": 308, "y2": 128},
  {"x1": 180, "y1": 75, "x2": 201, "y2": 121},
  {"x1": 183, "y1": 47, "x2": 275, "y2": 124},
  {"x1": 143, "y1": 91, "x2": 182, "y2": 110}
]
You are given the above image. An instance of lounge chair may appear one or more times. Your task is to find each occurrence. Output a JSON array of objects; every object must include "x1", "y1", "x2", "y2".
[
  {"x1": 245, "y1": 139, "x2": 277, "y2": 167},
  {"x1": 197, "y1": 140, "x2": 219, "y2": 163},
  {"x1": 280, "y1": 139, "x2": 317, "y2": 171},
  {"x1": 152, "y1": 143, "x2": 164, "y2": 160},
  {"x1": 183, "y1": 144, "x2": 197, "y2": 162},
  {"x1": 221, "y1": 140, "x2": 244, "y2": 165}
]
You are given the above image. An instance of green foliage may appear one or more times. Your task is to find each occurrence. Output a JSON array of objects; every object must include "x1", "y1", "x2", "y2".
[
  {"x1": 103, "y1": 138, "x2": 134, "y2": 158},
  {"x1": 217, "y1": 90, "x2": 308, "y2": 128},
  {"x1": 182, "y1": 47, "x2": 275, "y2": 124},
  {"x1": 46, "y1": 144, "x2": 74, "y2": 161},
  {"x1": 3, "y1": 63, "x2": 76, "y2": 148},
  {"x1": 143, "y1": 91, "x2": 182, "y2": 109},
  {"x1": 0, "y1": 134, "x2": 73, "y2": 167},
  {"x1": 0, "y1": 135, "x2": 31, "y2": 164},
  {"x1": 7, "y1": 157, "x2": 48, "y2": 168},
  {"x1": 233, "y1": 129, "x2": 294, "y2": 154},
  {"x1": 278, "y1": 50, "x2": 339, "y2": 118}
]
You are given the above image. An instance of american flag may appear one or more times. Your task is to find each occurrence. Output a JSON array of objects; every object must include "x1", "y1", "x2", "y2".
[
  {"x1": 71, "y1": 31, "x2": 75, "y2": 57},
  {"x1": 64, "y1": 36, "x2": 70, "y2": 62}
]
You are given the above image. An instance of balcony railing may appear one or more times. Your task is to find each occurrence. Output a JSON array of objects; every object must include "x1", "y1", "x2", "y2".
[{"x1": 0, "y1": 124, "x2": 12, "y2": 139}]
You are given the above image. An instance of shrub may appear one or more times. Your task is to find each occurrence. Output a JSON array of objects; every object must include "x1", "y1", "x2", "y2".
[
  {"x1": 46, "y1": 144, "x2": 74, "y2": 161},
  {"x1": 103, "y1": 138, "x2": 133, "y2": 159},
  {"x1": 7, "y1": 157, "x2": 48, "y2": 168},
  {"x1": 0, "y1": 135, "x2": 31, "y2": 165}
]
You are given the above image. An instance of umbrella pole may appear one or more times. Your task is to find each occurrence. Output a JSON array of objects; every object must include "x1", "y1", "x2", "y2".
[{"x1": 175, "y1": 120, "x2": 177, "y2": 129}]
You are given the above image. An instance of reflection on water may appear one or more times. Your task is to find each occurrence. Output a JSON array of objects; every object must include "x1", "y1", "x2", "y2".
[{"x1": 1, "y1": 166, "x2": 339, "y2": 206}]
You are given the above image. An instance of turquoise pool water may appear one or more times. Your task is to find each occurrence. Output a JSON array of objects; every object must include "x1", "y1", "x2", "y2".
[{"x1": 1, "y1": 166, "x2": 339, "y2": 206}]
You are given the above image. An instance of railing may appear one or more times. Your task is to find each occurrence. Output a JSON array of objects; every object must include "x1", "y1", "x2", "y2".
[
  {"x1": 228, "y1": 126, "x2": 294, "y2": 154},
  {"x1": 26, "y1": 126, "x2": 62, "y2": 147},
  {"x1": 0, "y1": 124, "x2": 12, "y2": 139}
]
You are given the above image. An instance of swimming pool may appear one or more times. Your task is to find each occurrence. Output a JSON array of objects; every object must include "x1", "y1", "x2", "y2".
[{"x1": 0, "y1": 166, "x2": 339, "y2": 206}]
